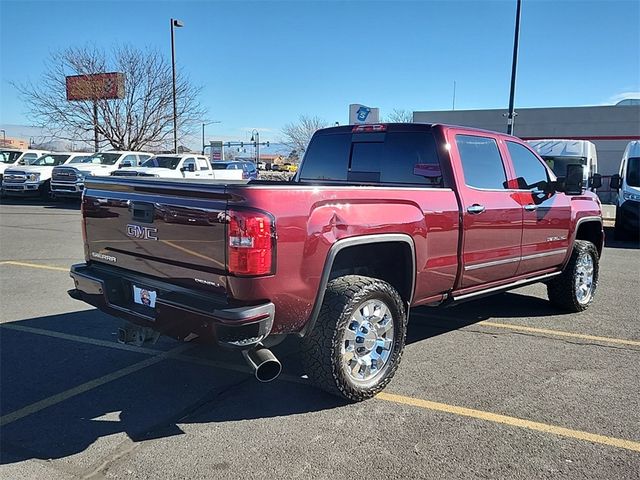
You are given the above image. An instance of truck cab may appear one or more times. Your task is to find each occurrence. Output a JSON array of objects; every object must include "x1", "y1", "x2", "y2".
[
  {"x1": 50, "y1": 151, "x2": 152, "y2": 199},
  {"x1": 110, "y1": 154, "x2": 215, "y2": 179}
]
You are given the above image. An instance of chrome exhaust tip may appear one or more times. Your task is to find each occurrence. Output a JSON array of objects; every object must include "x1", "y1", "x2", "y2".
[{"x1": 242, "y1": 344, "x2": 282, "y2": 382}]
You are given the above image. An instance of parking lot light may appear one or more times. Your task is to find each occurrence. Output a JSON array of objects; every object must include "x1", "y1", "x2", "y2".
[{"x1": 171, "y1": 18, "x2": 183, "y2": 154}]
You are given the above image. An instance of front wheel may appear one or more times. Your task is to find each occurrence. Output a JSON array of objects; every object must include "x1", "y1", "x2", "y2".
[
  {"x1": 300, "y1": 275, "x2": 407, "y2": 402},
  {"x1": 547, "y1": 240, "x2": 599, "y2": 312}
]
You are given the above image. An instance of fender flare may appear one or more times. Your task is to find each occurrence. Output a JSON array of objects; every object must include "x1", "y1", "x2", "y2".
[
  {"x1": 562, "y1": 215, "x2": 603, "y2": 269},
  {"x1": 298, "y1": 233, "x2": 417, "y2": 337}
]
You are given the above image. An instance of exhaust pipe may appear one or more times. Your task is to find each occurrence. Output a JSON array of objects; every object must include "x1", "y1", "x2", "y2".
[{"x1": 242, "y1": 344, "x2": 282, "y2": 382}]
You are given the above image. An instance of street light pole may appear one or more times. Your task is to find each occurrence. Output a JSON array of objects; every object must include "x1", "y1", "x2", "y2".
[
  {"x1": 506, "y1": 0, "x2": 522, "y2": 135},
  {"x1": 170, "y1": 18, "x2": 183, "y2": 154},
  {"x1": 0, "y1": 129, "x2": 5, "y2": 147}
]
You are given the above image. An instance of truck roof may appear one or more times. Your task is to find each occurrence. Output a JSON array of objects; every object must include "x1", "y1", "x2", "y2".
[{"x1": 315, "y1": 122, "x2": 521, "y2": 140}]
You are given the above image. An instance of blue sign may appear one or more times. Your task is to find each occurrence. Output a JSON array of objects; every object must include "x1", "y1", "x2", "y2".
[{"x1": 356, "y1": 106, "x2": 371, "y2": 122}]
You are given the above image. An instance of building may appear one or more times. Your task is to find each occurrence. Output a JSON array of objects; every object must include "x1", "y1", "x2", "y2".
[
  {"x1": 413, "y1": 103, "x2": 640, "y2": 176},
  {"x1": 0, "y1": 137, "x2": 29, "y2": 149}
]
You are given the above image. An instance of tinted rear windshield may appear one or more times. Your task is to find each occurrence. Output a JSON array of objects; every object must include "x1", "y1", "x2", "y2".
[
  {"x1": 142, "y1": 156, "x2": 181, "y2": 169},
  {"x1": 299, "y1": 130, "x2": 443, "y2": 186}
]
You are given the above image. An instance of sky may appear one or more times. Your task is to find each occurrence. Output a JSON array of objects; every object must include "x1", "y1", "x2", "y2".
[{"x1": 1, "y1": 0, "x2": 639, "y2": 150}]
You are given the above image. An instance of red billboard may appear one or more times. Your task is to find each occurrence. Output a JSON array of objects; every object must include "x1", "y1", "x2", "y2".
[{"x1": 65, "y1": 73, "x2": 125, "y2": 101}]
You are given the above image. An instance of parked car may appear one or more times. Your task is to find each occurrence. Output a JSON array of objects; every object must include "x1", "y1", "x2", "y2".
[
  {"x1": 50, "y1": 151, "x2": 152, "y2": 199},
  {"x1": 111, "y1": 154, "x2": 223, "y2": 179},
  {"x1": 69, "y1": 123, "x2": 603, "y2": 402},
  {"x1": 0, "y1": 149, "x2": 48, "y2": 183},
  {"x1": 2, "y1": 152, "x2": 90, "y2": 198},
  {"x1": 211, "y1": 160, "x2": 258, "y2": 180},
  {"x1": 257, "y1": 161, "x2": 267, "y2": 171},
  {"x1": 610, "y1": 140, "x2": 640, "y2": 239}
]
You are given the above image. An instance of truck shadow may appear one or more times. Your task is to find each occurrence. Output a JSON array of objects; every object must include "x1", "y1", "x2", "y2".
[
  {"x1": 0, "y1": 290, "x2": 589, "y2": 466},
  {"x1": 0, "y1": 196, "x2": 80, "y2": 210}
]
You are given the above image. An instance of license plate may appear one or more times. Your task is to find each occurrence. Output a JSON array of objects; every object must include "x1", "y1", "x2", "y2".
[{"x1": 132, "y1": 285, "x2": 157, "y2": 308}]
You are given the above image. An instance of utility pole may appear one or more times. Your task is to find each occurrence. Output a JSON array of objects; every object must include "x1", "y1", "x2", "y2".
[
  {"x1": 452, "y1": 80, "x2": 457, "y2": 110},
  {"x1": 93, "y1": 102, "x2": 99, "y2": 152},
  {"x1": 506, "y1": 0, "x2": 522, "y2": 135},
  {"x1": 170, "y1": 18, "x2": 183, "y2": 153},
  {"x1": 251, "y1": 129, "x2": 260, "y2": 164}
]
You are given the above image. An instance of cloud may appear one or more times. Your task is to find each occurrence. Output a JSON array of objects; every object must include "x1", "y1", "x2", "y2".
[{"x1": 607, "y1": 91, "x2": 640, "y2": 105}]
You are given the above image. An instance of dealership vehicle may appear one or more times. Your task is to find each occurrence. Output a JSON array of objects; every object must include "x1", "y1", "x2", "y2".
[
  {"x1": 527, "y1": 139, "x2": 599, "y2": 189},
  {"x1": 68, "y1": 123, "x2": 603, "y2": 401},
  {"x1": 50, "y1": 151, "x2": 152, "y2": 199},
  {"x1": 610, "y1": 140, "x2": 640, "y2": 239},
  {"x1": 2, "y1": 152, "x2": 90, "y2": 198},
  {"x1": 110, "y1": 154, "x2": 224, "y2": 179},
  {"x1": 0, "y1": 149, "x2": 48, "y2": 182},
  {"x1": 211, "y1": 160, "x2": 258, "y2": 180}
]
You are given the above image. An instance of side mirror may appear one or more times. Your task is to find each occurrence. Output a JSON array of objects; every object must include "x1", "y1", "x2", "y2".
[
  {"x1": 120, "y1": 161, "x2": 133, "y2": 169},
  {"x1": 589, "y1": 173, "x2": 602, "y2": 190},
  {"x1": 180, "y1": 163, "x2": 195, "y2": 173},
  {"x1": 563, "y1": 164, "x2": 584, "y2": 195},
  {"x1": 610, "y1": 173, "x2": 622, "y2": 190}
]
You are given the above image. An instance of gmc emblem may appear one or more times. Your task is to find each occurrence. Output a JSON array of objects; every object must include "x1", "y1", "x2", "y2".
[{"x1": 126, "y1": 224, "x2": 158, "y2": 240}]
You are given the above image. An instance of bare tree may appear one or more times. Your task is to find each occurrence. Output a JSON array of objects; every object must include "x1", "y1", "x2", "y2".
[
  {"x1": 385, "y1": 108, "x2": 413, "y2": 123},
  {"x1": 281, "y1": 115, "x2": 328, "y2": 153},
  {"x1": 14, "y1": 45, "x2": 205, "y2": 151}
]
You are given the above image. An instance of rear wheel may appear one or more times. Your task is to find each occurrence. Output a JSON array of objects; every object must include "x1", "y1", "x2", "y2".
[
  {"x1": 547, "y1": 240, "x2": 599, "y2": 312},
  {"x1": 301, "y1": 275, "x2": 407, "y2": 402}
]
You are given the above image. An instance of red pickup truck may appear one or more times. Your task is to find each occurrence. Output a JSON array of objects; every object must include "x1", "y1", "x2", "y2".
[{"x1": 69, "y1": 123, "x2": 603, "y2": 401}]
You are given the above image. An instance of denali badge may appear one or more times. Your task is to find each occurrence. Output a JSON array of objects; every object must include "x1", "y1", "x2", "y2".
[{"x1": 126, "y1": 224, "x2": 158, "y2": 240}]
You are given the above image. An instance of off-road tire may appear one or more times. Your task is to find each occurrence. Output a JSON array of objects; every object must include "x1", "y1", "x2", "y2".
[
  {"x1": 300, "y1": 275, "x2": 407, "y2": 402},
  {"x1": 547, "y1": 240, "x2": 599, "y2": 312}
]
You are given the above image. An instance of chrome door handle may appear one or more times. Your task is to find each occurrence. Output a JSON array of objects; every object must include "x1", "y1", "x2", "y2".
[
  {"x1": 467, "y1": 204, "x2": 486, "y2": 214},
  {"x1": 524, "y1": 204, "x2": 538, "y2": 211}
]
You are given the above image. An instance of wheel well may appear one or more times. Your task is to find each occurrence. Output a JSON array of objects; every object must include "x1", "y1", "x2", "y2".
[
  {"x1": 575, "y1": 221, "x2": 603, "y2": 256},
  {"x1": 329, "y1": 241, "x2": 414, "y2": 304}
]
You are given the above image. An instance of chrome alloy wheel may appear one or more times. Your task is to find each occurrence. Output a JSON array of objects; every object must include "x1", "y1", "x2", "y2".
[
  {"x1": 575, "y1": 251, "x2": 595, "y2": 305},
  {"x1": 341, "y1": 299, "x2": 394, "y2": 383}
]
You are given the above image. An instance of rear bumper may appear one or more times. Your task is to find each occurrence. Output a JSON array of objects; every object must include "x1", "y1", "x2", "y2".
[{"x1": 69, "y1": 263, "x2": 274, "y2": 348}]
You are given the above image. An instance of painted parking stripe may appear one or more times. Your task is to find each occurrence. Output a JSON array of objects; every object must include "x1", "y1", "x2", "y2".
[
  {"x1": 410, "y1": 312, "x2": 640, "y2": 347},
  {"x1": 0, "y1": 260, "x2": 69, "y2": 272},
  {"x1": 3, "y1": 323, "x2": 640, "y2": 452},
  {"x1": 477, "y1": 321, "x2": 640, "y2": 347},
  {"x1": 0, "y1": 344, "x2": 191, "y2": 427},
  {"x1": 376, "y1": 392, "x2": 640, "y2": 453}
]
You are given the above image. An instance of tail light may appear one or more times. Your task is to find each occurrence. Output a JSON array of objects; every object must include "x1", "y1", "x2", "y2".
[{"x1": 228, "y1": 210, "x2": 275, "y2": 276}]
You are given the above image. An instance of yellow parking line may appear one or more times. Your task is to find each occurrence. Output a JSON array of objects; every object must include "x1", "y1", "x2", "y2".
[
  {"x1": 0, "y1": 344, "x2": 191, "y2": 427},
  {"x1": 3, "y1": 323, "x2": 640, "y2": 452},
  {"x1": 377, "y1": 392, "x2": 640, "y2": 453},
  {"x1": 0, "y1": 261, "x2": 68, "y2": 272},
  {"x1": 477, "y1": 321, "x2": 640, "y2": 347}
]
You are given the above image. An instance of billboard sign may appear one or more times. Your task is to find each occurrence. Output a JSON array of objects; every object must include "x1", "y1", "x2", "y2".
[
  {"x1": 209, "y1": 141, "x2": 224, "y2": 161},
  {"x1": 349, "y1": 104, "x2": 380, "y2": 124},
  {"x1": 66, "y1": 73, "x2": 125, "y2": 101}
]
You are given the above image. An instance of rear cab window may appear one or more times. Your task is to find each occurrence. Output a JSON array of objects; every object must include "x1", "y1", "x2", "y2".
[{"x1": 298, "y1": 126, "x2": 444, "y2": 187}]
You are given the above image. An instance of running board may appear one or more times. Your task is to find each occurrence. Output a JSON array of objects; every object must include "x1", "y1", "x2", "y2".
[{"x1": 447, "y1": 271, "x2": 562, "y2": 305}]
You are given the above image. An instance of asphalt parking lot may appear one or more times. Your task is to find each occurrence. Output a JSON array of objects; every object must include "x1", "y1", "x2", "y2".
[{"x1": 1, "y1": 199, "x2": 639, "y2": 480}]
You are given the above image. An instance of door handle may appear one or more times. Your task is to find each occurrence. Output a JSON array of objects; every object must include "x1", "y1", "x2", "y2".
[
  {"x1": 524, "y1": 204, "x2": 538, "y2": 211},
  {"x1": 466, "y1": 204, "x2": 486, "y2": 214}
]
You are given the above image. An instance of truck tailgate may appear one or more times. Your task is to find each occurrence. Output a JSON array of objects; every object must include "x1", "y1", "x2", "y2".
[{"x1": 82, "y1": 177, "x2": 230, "y2": 294}]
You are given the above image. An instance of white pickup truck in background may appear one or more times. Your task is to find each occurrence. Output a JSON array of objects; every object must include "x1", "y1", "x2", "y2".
[
  {"x1": 50, "y1": 151, "x2": 152, "y2": 199},
  {"x1": 111, "y1": 154, "x2": 244, "y2": 180},
  {"x1": 2, "y1": 152, "x2": 90, "y2": 198},
  {"x1": 0, "y1": 149, "x2": 49, "y2": 183}
]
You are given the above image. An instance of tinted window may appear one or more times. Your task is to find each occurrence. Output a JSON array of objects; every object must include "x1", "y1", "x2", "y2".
[
  {"x1": 121, "y1": 154, "x2": 138, "y2": 166},
  {"x1": 183, "y1": 158, "x2": 196, "y2": 170},
  {"x1": 299, "y1": 133, "x2": 351, "y2": 181},
  {"x1": 300, "y1": 131, "x2": 442, "y2": 186},
  {"x1": 507, "y1": 141, "x2": 549, "y2": 189},
  {"x1": 456, "y1": 135, "x2": 506, "y2": 189},
  {"x1": 627, "y1": 157, "x2": 640, "y2": 187}
]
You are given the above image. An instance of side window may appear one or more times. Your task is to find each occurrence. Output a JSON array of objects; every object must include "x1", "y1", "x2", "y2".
[
  {"x1": 507, "y1": 141, "x2": 549, "y2": 189},
  {"x1": 121, "y1": 154, "x2": 137, "y2": 166},
  {"x1": 455, "y1": 135, "x2": 507, "y2": 190},
  {"x1": 183, "y1": 158, "x2": 196, "y2": 170},
  {"x1": 197, "y1": 158, "x2": 209, "y2": 170},
  {"x1": 21, "y1": 153, "x2": 38, "y2": 164},
  {"x1": 137, "y1": 154, "x2": 152, "y2": 164}
]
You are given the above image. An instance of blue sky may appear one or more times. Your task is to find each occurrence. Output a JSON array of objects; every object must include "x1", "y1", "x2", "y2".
[{"x1": 1, "y1": 0, "x2": 639, "y2": 148}]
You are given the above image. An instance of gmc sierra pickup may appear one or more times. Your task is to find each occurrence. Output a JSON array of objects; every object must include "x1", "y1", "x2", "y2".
[{"x1": 68, "y1": 123, "x2": 603, "y2": 401}]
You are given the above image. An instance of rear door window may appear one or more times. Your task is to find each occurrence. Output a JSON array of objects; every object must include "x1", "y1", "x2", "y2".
[
  {"x1": 196, "y1": 158, "x2": 209, "y2": 170},
  {"x1": 455, "y1": 135, "x2": 507, "y2": 190}
]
